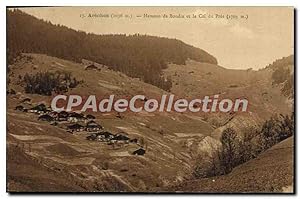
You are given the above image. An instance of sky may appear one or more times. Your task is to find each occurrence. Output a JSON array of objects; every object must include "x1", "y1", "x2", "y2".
[{"x1": 18, "y1": 7, "x2": 294, "y2": 70}]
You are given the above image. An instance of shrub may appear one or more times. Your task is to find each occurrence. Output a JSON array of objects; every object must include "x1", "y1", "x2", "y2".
[
  {"x1": 23, "y1": 71, "x2": 82, "y2": 95},
  {"x1": 258, "y1": 114, "x2": 294, "y2": 151},
  {"x1": 193, "y1": 114, "x2": 294, "y2": 178}
]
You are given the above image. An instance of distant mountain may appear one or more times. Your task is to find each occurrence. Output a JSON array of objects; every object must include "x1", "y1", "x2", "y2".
[{"x1": 7, "y1": 9, "x2": 217, "y2": 90}]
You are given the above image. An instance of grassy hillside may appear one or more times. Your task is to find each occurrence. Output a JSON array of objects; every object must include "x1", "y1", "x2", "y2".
[
  {"x1": 7, "y1": 53, "x2": 294, "y2": 192},
  {"x1": 6, "y1": 9, "x2": 294, "y2": 191},
  {"x1": 163, "y1": 59, "x2": 293, "y2": 133},
  {"x1": 7, "y1": 54, "x2": 220, "y2": 192},
  {"x1": 170, "y1": 136, "x2": 294, "y2": 193}
]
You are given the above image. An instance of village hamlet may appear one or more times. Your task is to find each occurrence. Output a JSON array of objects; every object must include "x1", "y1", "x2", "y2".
[
  {"x1": 14, "y1": 99, "x2": 146, "y2": 155},
  {"x1": 6, "y1": 7, "x2": 295, "y2": 193}
]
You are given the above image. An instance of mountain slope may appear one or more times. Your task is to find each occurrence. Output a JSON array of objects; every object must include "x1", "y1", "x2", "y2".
[
  {"x1": 7, "y1": 54, "x2": 220, "y2": 192},
  {"x1": 7, "y1": 9, "x2": 217, "y2": 90},
  {"x1": 6, "y1": 9, "x2": 294, "y2": 192},
  {"x1": 163, "y1": 59, "x2": 293, "y2": 139},
  {"x1": 7, "y1": 53, "x2": 294, "y2": 192},
  {"x1": 170, "y1": 136, "x2": 294, "y2": 193}
]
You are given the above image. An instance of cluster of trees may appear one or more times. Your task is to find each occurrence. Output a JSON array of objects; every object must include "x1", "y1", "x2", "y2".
[
  {"x1": 267, "y1": 55, "x2": 294, "y2": 97},
  {"x1": 194, "y1": 113, "x2": 294, "y2": 178},
  {"x1": 266, "y1": 55, "x2": 294, "y2": 70},
  {"x1": 7, "y1": 9, "x2": 217, "y2": 91},
  {"x1": 272, "y1": 65, "x2": 294, "y2": 98},
  {"x1": 272, "y1": 67, "x2": 291, "y2": 85},
  {"x1": 256, "y1": 114, "x2": 294, "y2": 151},
  {"x1": 23, "y1": 71, "x2": 81, "y2": 95}
]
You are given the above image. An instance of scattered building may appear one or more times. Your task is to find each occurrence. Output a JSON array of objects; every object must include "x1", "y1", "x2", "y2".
[
  {"x1": 112, "y1": 133, "x2": 130, "y2": 143},
  {"x1": 86, "y1": 120, "x2": 103, "y2": 132},
  {"x1": 86, "y1": 133, "x2": 98, "y2": 141},
  {"x1": 29, "y1": 103, "x2": 47, "y2": 114},
  {"x1": 57, "y1": 111, "x2": 69, "y2": 121},
  {"x1": 38, "y1": 114, "x2": 54, "y2": 122},
  {"x1": 49, "y1": 111, "x2": 58, "y2": 118},
  {"x1": 87, "y1": 131, "x2": 114, "y2": 142},
  {"x1": 67, "y1": 123, "x2": 85, "y2": 133},
  {"x1": 19, "y1": 103, "x2": 140, "y2": 151},
  {"x1": 68, "y1": 112, "x2": 85, "y2": 123},
  {"x1": 130, "y1": 138, "x2": 138, "y2": 144},
  {"x1": 132, "y1": 148, "x2": 146, "y2": 156}
]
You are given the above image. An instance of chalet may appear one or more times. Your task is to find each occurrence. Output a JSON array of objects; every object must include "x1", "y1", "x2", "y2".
[
  {"x1": 86, "y1": 133, "x2": 98, "y2": 141},
  {"x1": 57, "y1": 111, "x2": 69, "y2": 121},
  {"x1": 130, "y1": 138, "x2": 138, "y2": 144},
  {"x1": 49, "y1": 111, "x2": 58, "y2": 118},
  {"x1": 15, "y1": 105, "x2": 24, "y2": 111},
  {"x1": 85, "y1": 64, "x2": 98, "y2": 70},
  {"x1": 132, "y1": 148, "x2": 146, "y2": 156},
  {"x1": 87, "y1": 131, "x2": 114, "y2": 141},
  {"x1": 100, "y1": 131, "x2": 114, "y2": 139},
  {"x1": 86, "y1": 114, "x2": 96, "y2": 120},
  {"x1": 86, "y1": 120, "x2": 103, "y2": 132},
  {"x1": 38, "y1": 114, "x2": 54, "y2": 122},
  {"x1": 29, "y1": 103, "x2": 47, "y2": 114},
  {"x1": 67, "y1": 123, "x2": 85, "y2": 133},
  {"x1": 112, "y1": 134, "x2": 130, "y2": 143},
  {"x1": 68, "y1": 112, "x2": 85, "y2": 123}
]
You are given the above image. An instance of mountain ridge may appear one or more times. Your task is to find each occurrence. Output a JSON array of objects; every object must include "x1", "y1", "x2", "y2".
[{"x1": 7, "y1": 9, "x2": 217, "y2": 90}]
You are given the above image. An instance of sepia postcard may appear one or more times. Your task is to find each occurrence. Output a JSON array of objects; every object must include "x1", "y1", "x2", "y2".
[{"x1": 6, "y1": 6, "x2": 295, "y2": 193}]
